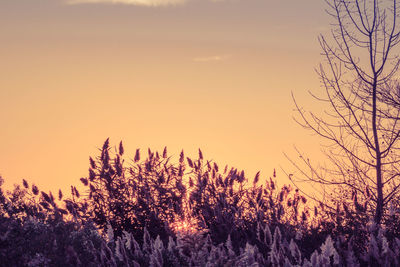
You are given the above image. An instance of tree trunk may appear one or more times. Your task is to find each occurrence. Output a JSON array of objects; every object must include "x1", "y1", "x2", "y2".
[{"x1": 372, "y1": 77, "x2": 383, "y2": 224}]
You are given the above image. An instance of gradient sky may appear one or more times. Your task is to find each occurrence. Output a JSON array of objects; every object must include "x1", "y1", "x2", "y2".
[{"x1": 0, "y1": 0, "x2": 331, "y2": 194}]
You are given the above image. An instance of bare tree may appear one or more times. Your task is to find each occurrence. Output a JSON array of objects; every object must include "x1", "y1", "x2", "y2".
[{"x1": 290, "y1": 0, "x2": 400, "y2": 224}]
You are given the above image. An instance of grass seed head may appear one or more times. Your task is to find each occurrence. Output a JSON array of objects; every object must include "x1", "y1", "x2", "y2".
[
  {"x1": 41, "y1": 191, "x2": 51, "y2": 203},
  {"x1": 22, "y1": 179, "x2": 29, "y2": 189},
  {"x1": 163, "y1": 147, "x2": 167, "y2": 158},
  {"x1": 187, "y1": 157, "x2": 193, "y2": 168},
  {"x1": 253, "y1": 171, "x2": 260, "y2": 185},
  {"x1": 198, "y1": 149, "x2": 203, "y2": 160},
  {"x1": 80, "y1": 177, "x2": 88, "y2": 186},
  {"x1": 119, "y1": 141, "x2": 124, "y2": 156},
  {"x1": 134, "y1": 149, "x2": 140, "y2": 162},
  {"x1": 89, "y1": 157, "x2": 96, "y2": 169},
  {"x1": 32, "y1": 184, "x2": 39, "y2": 195}
]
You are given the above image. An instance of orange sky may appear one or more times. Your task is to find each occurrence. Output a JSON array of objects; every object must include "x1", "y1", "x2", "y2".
[{"x1": 0, "y1": 0, "x2": 331, "y2": 194}]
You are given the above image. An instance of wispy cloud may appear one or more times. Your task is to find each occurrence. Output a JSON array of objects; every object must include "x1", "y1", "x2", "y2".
[
  {"x1": 66, "y1": 0, "x2": 187, "y2": 6},
  {"x1": 65, "y1": 0, "x2": 233, "y2": 6},
  {"x1": 193, "y1": 55, "x2": 230, "y2": 62}
]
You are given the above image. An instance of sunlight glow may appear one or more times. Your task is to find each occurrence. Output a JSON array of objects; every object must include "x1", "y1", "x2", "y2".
[{"x1": 171, "y1": 219, "x2": 198, "y2": 235}]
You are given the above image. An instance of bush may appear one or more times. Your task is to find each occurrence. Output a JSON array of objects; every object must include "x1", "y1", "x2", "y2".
[{"x1": 1, "y1": 140, "x2": 400, "y2": 266}]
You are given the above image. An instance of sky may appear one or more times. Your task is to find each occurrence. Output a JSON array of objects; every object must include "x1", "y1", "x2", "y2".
[{"x1": 0, "y1": 0, "x2": 331, "y2": 194}]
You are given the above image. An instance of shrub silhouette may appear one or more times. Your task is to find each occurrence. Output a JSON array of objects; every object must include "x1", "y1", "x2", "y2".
[
  {"x1": 68, "y1": 139, "x2": 310, "y2": 250},
  {"x1": 1, "y1": 140, "x2": 400, "y2": 266},
  {"x1": 72, "y1": 139, "x2": 185, "y2": 243}
]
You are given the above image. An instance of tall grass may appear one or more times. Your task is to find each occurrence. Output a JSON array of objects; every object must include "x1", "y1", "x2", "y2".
[{"x1": 1, "y1": 139, "x2": 400, "y2": 266}]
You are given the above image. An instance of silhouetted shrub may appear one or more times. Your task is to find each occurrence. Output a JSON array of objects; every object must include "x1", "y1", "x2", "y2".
[{"x1": 1, "y1": 140, "x2": 400, "y2": 266}]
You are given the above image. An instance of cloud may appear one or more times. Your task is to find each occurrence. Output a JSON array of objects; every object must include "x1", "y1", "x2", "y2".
[
  {"x1": 193, "y1": 55, "x2": 230, "y2": 62},
  {"x1": 66, "y1": 0, "x2": 188, "y2": 6},
  {"x1": 65, "y1": 0, "x2": 234, "y2": 6}
]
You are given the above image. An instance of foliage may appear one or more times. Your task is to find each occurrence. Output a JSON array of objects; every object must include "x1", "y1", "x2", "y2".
[{"x1": 1, "y1": 141, "x2": 400, "y2": 266}]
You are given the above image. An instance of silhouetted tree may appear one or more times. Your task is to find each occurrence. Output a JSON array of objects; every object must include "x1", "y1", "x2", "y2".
[{"x1": 290, "y1": 0, "x2": 400, "y2": 224}]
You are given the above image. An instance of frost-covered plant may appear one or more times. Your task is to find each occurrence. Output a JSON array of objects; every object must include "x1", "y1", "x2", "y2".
[{"x1": 360, "y1": 226, "x2": 400, "y2": 266}]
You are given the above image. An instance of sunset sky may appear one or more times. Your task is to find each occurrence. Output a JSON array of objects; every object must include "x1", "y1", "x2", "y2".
[{"x1": 0, "y1": 0, "x2": 331, "y2": 194}]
